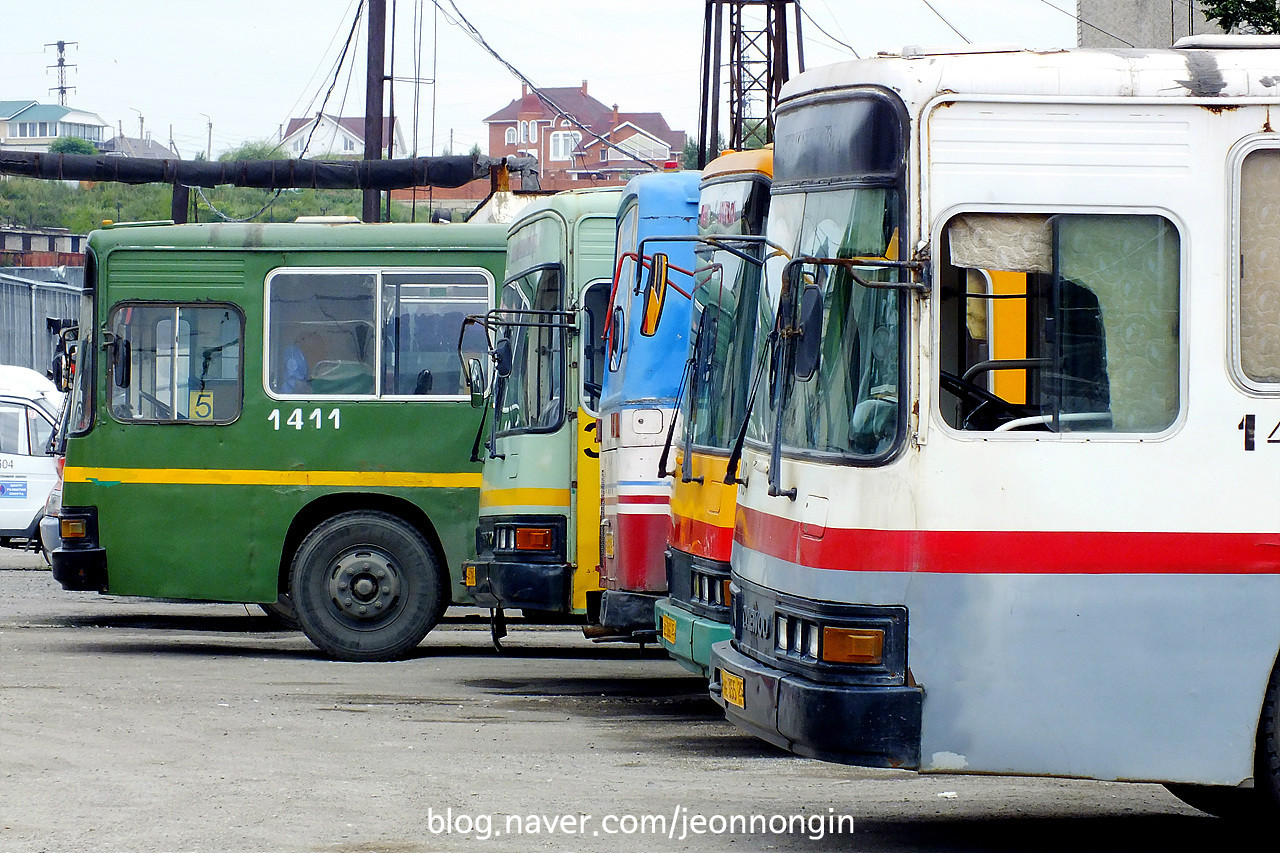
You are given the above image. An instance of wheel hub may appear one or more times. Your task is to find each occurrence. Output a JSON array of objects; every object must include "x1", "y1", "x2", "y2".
[{"x1": 329, "y1": 549, "x2": 401, "y2": 620}]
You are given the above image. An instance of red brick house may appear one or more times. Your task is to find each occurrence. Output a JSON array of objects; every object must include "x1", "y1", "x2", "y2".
[{"x1": 483, "y1": 81, "x2": 685, "y2": 185}]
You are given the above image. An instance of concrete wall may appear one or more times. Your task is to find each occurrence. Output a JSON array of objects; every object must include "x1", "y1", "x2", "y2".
[{"x1": 1078, "y1": 0, "x2": 1221, "y2": 48}]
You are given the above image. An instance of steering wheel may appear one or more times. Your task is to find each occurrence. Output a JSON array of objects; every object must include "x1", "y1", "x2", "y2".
[{"x1": 939, "y1": 371, "x2": 1035, "y2": 431}]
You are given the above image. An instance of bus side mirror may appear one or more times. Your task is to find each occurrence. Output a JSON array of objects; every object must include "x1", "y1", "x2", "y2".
[
  {"x1": 112, "y1": 337, "x2": 131, "y2": 389},
  {"x1": 793, "y1": 284, "x2": 823, "y2": 381},
  {"x1": 51, "y1": 352, "x2": 73, "y2": 393},
  {"x1": 493, "y1": 337, "x2": 513, "y2": 379},
  {"x1": 640, "y1": 253, "x2": 669, "y2": 337},
  {"x1": 467, "y1": 357, "x2": 486, "y2": 408}
]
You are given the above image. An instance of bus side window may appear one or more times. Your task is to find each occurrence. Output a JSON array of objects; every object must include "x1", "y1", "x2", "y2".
[
  {"x1": 581, "y1": 280, "x2": 610, "y2": 414},
  {"x1": 939, "y1": 212, "x2": 1179, "y2": 435},
  {"x1": 108, "y1": 303, "x2": 244, "y2": 424},
  {"x1": 381, "y1": 272, "x2": 490, "y2": 397}
]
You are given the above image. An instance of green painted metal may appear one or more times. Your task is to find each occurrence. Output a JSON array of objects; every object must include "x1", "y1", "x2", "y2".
[{"x1": 62, "y1": 221, "x2": 508, "y2": 605}]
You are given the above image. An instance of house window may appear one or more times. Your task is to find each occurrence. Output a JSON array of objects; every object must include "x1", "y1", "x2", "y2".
[
  {"x1": 549, "y1": 131, "x2": 582, "y2": 161},
  {"x1": 344, "y1": 137, "x2": 356, "y2": 152},
  {"x1": 519, "y1": 121, "x2": 528, "y2": 143},
  {"x1": 38, "y1": 122, "x2": 48, "y2": 137},
  {"x1": 506, "y1": 127, "x2": 517, "y2": 145},
  {"x1": 529, "y1": 122, "x2": 537, "y2": 142},
  {"x1": 600, "y1": 147, "x2": 607, "y2": 163}
]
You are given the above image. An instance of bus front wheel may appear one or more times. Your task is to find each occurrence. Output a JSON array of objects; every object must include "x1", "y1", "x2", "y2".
[
  {"x1": 1166, "y1": 656, "x2": 1280, "y2": 821},
  {"x1": 289, "y1": 511, "x2": 446, "y2": 662}
]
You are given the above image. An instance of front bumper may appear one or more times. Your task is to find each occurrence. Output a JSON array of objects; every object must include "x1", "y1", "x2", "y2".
[
  {"x1": 51, "y1": 543, "x2": 107, "y2": 591},
  {"x1": 709, "y1": 639, "x2": 923, "y2": 769},
  {"x1": 655, "y1": 597, "x2": 731, "y2": 677},
  {"x1": 464, "y1": 557, "x2": 569, "y2": 612},
  {"x1": 598, "y1": 589, "x2": 662, "y2": 635}
]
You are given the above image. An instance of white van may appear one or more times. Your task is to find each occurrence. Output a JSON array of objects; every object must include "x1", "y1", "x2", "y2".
[{"x1": 0, "y1": 366, "x2": 64, "y2": 548}]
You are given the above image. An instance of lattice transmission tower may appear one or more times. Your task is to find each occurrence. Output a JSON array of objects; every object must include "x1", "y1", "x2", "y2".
[{"x1": 696, "y1": 1, "x2": 804, "y2": 168}]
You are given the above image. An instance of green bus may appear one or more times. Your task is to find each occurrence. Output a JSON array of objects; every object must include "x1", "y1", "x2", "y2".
[
  {"x1": 48, "y1": 220, "x2": 507, "y2": 661},
  {"x1": 462, "y1": 188, "x2": 620, "y2": 644}
]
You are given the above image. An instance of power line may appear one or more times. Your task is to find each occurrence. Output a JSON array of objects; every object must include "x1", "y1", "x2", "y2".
[
  {"x1": 919, "y1": 0, "x2": 971, "y2": 43},
  {"x1": 1035, "y1": 0, "x2": 1137, "y2": 47},
  {"x1": 433, "y1": 0, "x2": 664, "y2": 172},
  {"x1": 801, "y1": 2, "x2": 859, "y2": 58}
]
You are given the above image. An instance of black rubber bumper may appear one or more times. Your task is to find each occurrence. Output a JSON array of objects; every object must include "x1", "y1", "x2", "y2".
[
  {"x1": 599, "y1": 589, "x2": 662, "y2": 635},
  {"x1": 50, "y1": 545, "x2": 108, "y2": 592},
  {"x1": 465, "y1": 557, "x2": 569, "y2": 612},
  {"x1": 709, "y1": 639, "x2": 923, "y2": 769}
]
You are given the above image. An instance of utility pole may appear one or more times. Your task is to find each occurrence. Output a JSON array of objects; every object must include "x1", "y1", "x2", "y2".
[
  {"x1": 45, "y1": 41, "x2": 77, "y2": 106},
  {"x1": 697, "y1": 1, "x2": 804, "y2": 167},
  {"x1": 201, "y1": 113, "x2": 213, "y2": 160},
  {"x1": 362, "y1": 0, "x2": 387, "y2": 223}
]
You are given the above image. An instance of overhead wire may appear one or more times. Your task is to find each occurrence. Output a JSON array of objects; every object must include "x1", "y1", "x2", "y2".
[
  {"x1": 800, "y1": 1, "x2": 860, "y2": 58},
  {"x1": 199, "y1": 0, "x2": 367, "y2": 222},
  {"x1": 1034, "y1": 0, "x2": 1136, "y2": 47},
  {"x1": 919, "y1": 0, "x2": 971, "y2": 43},
  {"x1": 433, "y1": 0, "x2": 664, "y2": 172}
]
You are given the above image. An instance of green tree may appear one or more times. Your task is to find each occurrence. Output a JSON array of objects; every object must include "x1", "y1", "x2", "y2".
[
  {"x1": 680, "y1": 132, "x2": 726, "y2": 169},
  {"x1": 1201, "y1": 0, "x2": 1280, "y2": 33},
  {"x1": 48, "y1": 137, "x2": 98, "y2": 156},
  {"x1": 218, "y1": 139, "x2": 288, "y2": 161},
  {"x1": 469, "y1": 143, "x2": 482, "y2": 159}
]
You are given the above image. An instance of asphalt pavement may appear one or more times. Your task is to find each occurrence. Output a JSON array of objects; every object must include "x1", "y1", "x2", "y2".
[{"x1": 0, "y1": 547, "x2": 1224, "y2": 852}]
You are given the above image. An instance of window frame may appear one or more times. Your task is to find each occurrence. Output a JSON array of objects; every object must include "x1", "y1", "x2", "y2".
[
  {"x1": 931, "y1": 204, "x2": 1188, "y2": 442},
  {"x1": 263, "y1": 265, "x2": 495, "y2": 403},
  {"x1": 1230, "y1": 137, "x2": 1280, "y2": 395},
  {"x1": 105, "y1": 300, "x2": 246, "y2": 426}
]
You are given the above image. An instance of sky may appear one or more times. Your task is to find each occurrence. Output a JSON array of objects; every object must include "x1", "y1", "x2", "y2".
[{"x1": 6, "y1": 0, "x2": 1079, "y2": 160}]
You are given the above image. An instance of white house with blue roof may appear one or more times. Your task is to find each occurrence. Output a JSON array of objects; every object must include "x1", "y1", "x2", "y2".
[{"x1": 0, "y1": 100, "x2": 110, "y2": 153}]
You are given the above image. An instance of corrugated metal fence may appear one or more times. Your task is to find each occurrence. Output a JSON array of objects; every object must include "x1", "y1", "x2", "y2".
[{"x1": 0, "y1": 267, "x2": 83, "y2": 374}]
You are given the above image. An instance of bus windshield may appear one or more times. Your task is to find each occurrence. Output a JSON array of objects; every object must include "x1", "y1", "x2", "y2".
[
  {"x1": 67, "y1": 265, "x2": 96, "y2": 440},
  {"x1": 494, "y1": 265, "x2": 567, "y2": 435},
  {"x1": 687, "y1": 177, "x2": 770, "y2": 452},
  {"x1": 761, "y1": 93, "x2": 907, "y2": 462}
]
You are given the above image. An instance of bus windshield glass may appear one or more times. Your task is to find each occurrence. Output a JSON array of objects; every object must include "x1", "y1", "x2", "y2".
[
  {"x1": 495, "y1": 265, "x2": 566, "y2": 435},
  {"x1": 68, "y1": 262, "x2": 96, "y2": 438},
  {"x1": 688, "y1": 177, "x2": 770, "y2": 451},
  {"x1": 763, "y1": 92, "x2": 907, "y2": 461}
]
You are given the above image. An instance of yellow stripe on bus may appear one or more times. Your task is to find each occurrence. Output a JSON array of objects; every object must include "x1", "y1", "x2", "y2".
[
  {"x1": 64, "y1": 466, "x2": 482, "y2": 489},
  {"x1": 478, "y1": 487, "x2": 573, "y2": 509}
]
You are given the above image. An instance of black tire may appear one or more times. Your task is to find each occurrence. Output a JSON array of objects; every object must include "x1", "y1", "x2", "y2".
[
  {"x1": 289, "y1": 511, "x2": 447, "y2": 662},
  {"x1": 258, "y1": 594, "x2": 301, "y2": 630}
]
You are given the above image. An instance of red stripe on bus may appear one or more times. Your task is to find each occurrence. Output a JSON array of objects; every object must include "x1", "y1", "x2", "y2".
[
  {"x1": 607, "y1": 512, "x2": 670, "y2": 590},
  {"x1": 734, "y1": 505, "x2": 1280, "y2": 575},
  {"x1": 671, "y1": 512, "x2": 735, "y2": 562},
  {"x1": 617, "y1": 494, "x2": 670, "y2": 505}
]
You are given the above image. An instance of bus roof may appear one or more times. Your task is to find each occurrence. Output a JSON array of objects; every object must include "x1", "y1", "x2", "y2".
[
  {"x1": 701, "y1": 147, "x2": 773, "y2": 182},
  {"x1": 506, "y1": 186, "x2": 622, "y2": 236},
  {"x1": 87, "y1": 220, "x2": 509, "y2": 254},
  {"x1": 619, "y1": 169, "x2": 701, "y2": 213},
  {"x1": 780, "y1": 41, "x2": 1280, "y2": 110}
]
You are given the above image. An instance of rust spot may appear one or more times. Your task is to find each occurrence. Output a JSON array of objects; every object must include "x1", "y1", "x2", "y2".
[
  {"x1": 1201, "y1": 103, "x2": 1241, "y2": 115},
  {"x1": 1266, "y1": 107, "x2": 1274, "y2": 134}
]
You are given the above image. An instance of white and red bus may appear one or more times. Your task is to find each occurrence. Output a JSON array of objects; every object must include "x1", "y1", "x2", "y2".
[{"x1": 710, "y1": 38, "x2": 1280, "y2": 818}]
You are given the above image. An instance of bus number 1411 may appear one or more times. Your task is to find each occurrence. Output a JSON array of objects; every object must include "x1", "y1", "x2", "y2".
[{"x1": 268, "y1": 408, "x2": 341, "y2": 431}]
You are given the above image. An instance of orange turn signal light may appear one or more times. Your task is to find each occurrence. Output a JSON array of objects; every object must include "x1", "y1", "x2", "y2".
[
  {"x1": 821, "y1": 627, "x2": 884, "y2": 665},
  {"x1": 515, "y1": 527, "x2": 553, "y2": 551},
  {"x1": 60, "y1": 518, "x2": 87, "y2": 539}
]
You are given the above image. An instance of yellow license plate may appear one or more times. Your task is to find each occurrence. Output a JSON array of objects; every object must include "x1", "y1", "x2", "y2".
[
  {"x1": 464, "y1": 566, "x2": 476, "y2": 587},
  {"x1": 721, "y1": 670, "x2": 745, "y2": 709},
  {"x1": 661, "y1": 614, "x2": 677, "y2": 644}
]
